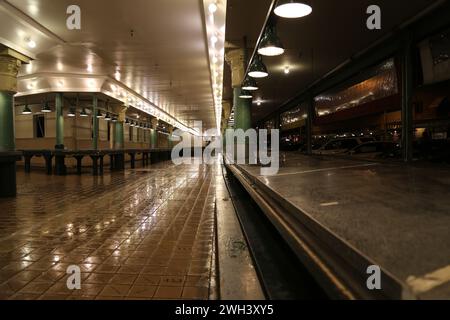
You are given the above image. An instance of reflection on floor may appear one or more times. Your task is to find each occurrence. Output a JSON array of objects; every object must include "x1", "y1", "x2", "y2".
[{"x1": 0, "y1": 161, "x2": 217, "y2": 300}]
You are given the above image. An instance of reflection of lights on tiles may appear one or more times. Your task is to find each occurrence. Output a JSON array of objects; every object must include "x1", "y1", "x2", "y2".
[
  {"x1": 320, "y1": 202, "x2": 339, "y2": 207},
  {"x1": 87, "y1": 64, "x2": 93, "y2": 73}
]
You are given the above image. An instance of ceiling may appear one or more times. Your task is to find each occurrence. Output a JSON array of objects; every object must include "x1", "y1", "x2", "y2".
[
  {"x1": 225, "y1": 0, "x2": 439, "y2": 123},
  {"x1": 0, "y1": 0, "x2": 217, "y2": 130}
]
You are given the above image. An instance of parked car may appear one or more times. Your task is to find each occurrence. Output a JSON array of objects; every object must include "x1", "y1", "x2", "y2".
[
  {"x1": 280, "y1": 137, "x2": 303, "y2": 151},
  {"x1": 314, "y1": 137, "x2": 376, "y2": 155},
  {"x1": 347, "y1": 141, "x2": 401, "y2": 159}
]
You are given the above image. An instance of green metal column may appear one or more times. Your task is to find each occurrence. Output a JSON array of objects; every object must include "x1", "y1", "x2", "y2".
[
  {"x1": 92, "y1": 96, "x2": 99, "y2": 150},
  {"x1": 401, "y1": 34, "x2": 414, "y2": 162},
  {"x1": 114, "y1": 120, "x2": 125, "y2": 170},
  {"x1": 147, "y1": 125, "x2": 153, "y2": 150},
  {"x1": 306, "y1": 97, "x2": 314, "y2": 155},
  {"x1": 114, "y1": 121, "x2": 124, "y2": 149},
  {"x1": 232, "y1": 88, "x2": 252, "y2": 162},
  {"x1": 150, "y1": 129, "x2": 155, "y2": 149},
  {"x1": 55, "y1": 93, "x2": 64, "y2": 149},
  {"x1": 234, "y1": 88, "x2": 252, "y2": 131},
  {"x1": 0, "y1": 92, "x2": 15, "y2": 151},
  {"x1": 0, "y1": 49, "x2": 29, "y2": 197},
  {"x1": 222, "y1": 127, "x2": 227, "y2": 151},
  {"x1": 0, "y1": 91, "x2": 20, "y2": 197},
  {"x1": 150, "y1": 118, "x2": 158, "y2": 149},
  {"x1": 168, "y1": 126, "x2": 174, "y2": 149}
]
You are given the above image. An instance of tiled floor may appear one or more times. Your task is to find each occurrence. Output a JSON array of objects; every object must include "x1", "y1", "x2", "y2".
[{"x1": 0, "y1": 161, "x2": 217, "y2": 300}]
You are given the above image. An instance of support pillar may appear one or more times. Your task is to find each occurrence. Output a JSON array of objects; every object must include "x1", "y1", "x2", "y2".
[
  {"x1": 114, "y1": 122, "x2": 124, "y2": 148},
  {"x1": 0, "y1": 92, "x2": 15, "y2": 151},
  {"x1": 401, "y1": 34, "x2": 414, "y2": 163},
  {"x1": 226, "y1": 49, "x2": 251, "y2": 161},
  {"x1": 0, "y1": 48, "x2": 30, "y2": 197},
  {"x1": 55, "y1": 93, "x2": 64, "y2": 149},
  {"x1": 114, "y1": 106, "x2": 126, "y2": 150},
  {"x1": 221, "y1": 101, "x2": 232, "y2": 152},
  {"x1": 54, "y1": 93, "x2": 66, "y2": 175},
  {"x1": 92, "y1": 96, "x2": 99, "y2": 150},
  {"x1": 113, "y1": 106, "x2": 126, "y2": 170},
  {"x1": 168, "y1": 125, "x2": 174, "y2": 149},
  {"x1": 306, "y1": 97, "x2": 314, "y2": 155},
  {"x1": 226, "y1": 49, "x2": 251, "y2": 131},
  {"x1": 150, "y1": 118, "x2": 158, "y2": 149},
  {"x1": 233, "y1": 88, "x2": 252, "y2": 131}
]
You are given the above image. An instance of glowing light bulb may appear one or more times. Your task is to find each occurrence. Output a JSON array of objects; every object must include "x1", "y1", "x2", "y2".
[
  {"x1": 274, "y1": 1, "x2": 312, "y2": 19},
  {"x1": 27, "y1": 39, "x2": 36, "y2": 48},
  {"x1": 209, "y1": 3, "x2": 218, "y2": 14}
]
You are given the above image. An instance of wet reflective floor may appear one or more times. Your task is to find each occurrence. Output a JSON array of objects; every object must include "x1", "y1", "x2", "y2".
[{"x1": 0, "y1": 161, "x2": 217, "y2": 300}]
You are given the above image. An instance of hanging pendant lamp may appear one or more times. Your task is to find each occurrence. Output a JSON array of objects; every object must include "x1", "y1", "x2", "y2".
[
  {"x1": 67, "y1": 107, "x2": 76, "y2": 117},
  {"x1": 239, "y1": 90, "x2": 253, "y2": 99},
  {"x1": 258, "y1": 26, "x2": 285, "y2": 56},
  {"x1": 274, "y1": 0, "x2": 312, "y2": 19},
  {"x1": 242, "y1": 77, "x2": 258, "y2": 91},
  {"x1": 41, "y1": 97, "x2": 52, "y2": 113},
  {"x1": 67, "y1": 97, "x2": 76, "y2": 117},
  {"x1": 248, "y1": 55, "x2": 269, "y2": 78},
  {"x1": 80, "y1": 108, "x2": 88, "y2": 117},
  {"x1": 22, "y1": 103, "x2": 32, "y2": 115}
]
